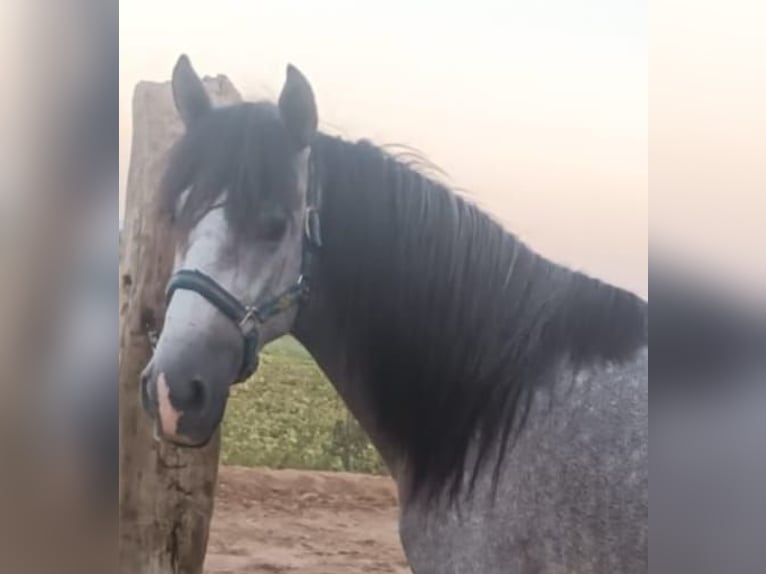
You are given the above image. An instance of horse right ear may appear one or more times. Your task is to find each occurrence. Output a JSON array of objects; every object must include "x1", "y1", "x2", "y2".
[
  {"x1": 278, "y1": 64, "x2": 318, "y2": 149},
  {"x1": 171, "y1": 54, "x2": 212, "y2": 128}
]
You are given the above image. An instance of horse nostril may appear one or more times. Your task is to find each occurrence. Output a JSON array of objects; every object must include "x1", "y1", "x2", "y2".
[
  {"x1": 173, "y1": 377, "x2": 208, "y2": 414},
  {"x1": 188, "y1": 378, "x2": 207, "y2": 411}
]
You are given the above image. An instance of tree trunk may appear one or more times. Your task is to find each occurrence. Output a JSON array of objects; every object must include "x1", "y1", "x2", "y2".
[{"x1": 119, "y1": 75, "x2": 241, "y2": 574}]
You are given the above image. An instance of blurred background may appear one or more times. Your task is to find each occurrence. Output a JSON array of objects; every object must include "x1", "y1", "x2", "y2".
[
  {"x1": 0, "y1": 0, "x2": 117, "y2": 572},
  {"x1": 650, "y1": 2, "x2": 766, "y2": 573}
]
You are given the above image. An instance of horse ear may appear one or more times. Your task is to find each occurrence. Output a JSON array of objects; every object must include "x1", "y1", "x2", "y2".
[
  {"x1": 278, "y1": 64, "x2": 318, "y2": 149},
  {"x1": 171, "y1": 54, "x2": 212, "y2": 128}
]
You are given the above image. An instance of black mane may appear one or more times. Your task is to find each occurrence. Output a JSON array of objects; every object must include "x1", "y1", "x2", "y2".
[{"x1": 313, "y1": 134, "x2": 647, "y2": 500}]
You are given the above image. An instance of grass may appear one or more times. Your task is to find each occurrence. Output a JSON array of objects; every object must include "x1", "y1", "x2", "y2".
[{"x1": 220, "y1": 336, "x2": 387, "y2": 475}]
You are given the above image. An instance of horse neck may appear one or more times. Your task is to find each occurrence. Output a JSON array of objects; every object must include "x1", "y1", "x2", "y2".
[
  {"x1": 292, "y1": 135, "x2": 647, "y2": 495},
  {"x1": 292, "y1": 289, "x2": 404, "y2": 474}
]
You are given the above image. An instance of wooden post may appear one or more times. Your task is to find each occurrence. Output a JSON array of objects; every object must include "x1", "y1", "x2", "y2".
[{"x1": 119, "y1": 75, "x2": 241, "y2": 574}]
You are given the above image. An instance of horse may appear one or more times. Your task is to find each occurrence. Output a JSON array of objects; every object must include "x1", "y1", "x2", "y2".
[{"x1": 141, "y1": 54, "x2": 648, "y2": 573}]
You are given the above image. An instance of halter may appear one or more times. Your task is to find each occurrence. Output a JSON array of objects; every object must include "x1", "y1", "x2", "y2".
[{"x1": 164, "y1": 153, "x2": 322, "y2": 384}]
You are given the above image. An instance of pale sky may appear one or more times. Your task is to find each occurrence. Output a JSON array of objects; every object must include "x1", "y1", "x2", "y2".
[{"x1": 120, "y1": 0, "x2": 647, "y2": 295}]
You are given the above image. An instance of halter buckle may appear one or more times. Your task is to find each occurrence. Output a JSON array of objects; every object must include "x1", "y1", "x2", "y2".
[{"x1": 239, "y1": 307, "x2": 260, "y2": 334}]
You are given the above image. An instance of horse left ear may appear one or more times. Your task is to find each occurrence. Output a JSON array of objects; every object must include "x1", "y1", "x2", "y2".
[
  {"x1": 171, "y1": 54, "x2": 212, "y2": 128},
  {"x1": 278, "y1": 64, "x2": 318, "y2": 149}
]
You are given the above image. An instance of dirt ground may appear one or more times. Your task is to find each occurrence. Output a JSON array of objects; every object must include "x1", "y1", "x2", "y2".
[{"x1": 206, "y1": 466, "x2": 411, "y2": 574}]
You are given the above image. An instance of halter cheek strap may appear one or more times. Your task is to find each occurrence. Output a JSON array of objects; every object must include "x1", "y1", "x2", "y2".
[{"x1": 163, "y1": 152, "x2": 322, "y2": 384}]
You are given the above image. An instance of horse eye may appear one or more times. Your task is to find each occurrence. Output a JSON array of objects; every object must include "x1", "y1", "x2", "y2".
[{"x1": 258, "y1": 210, "x2": 288, "y2": 241}]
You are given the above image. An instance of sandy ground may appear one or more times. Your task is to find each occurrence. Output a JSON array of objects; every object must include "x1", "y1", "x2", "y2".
[{"x1": 205, "y1": 466, "x2": 411, "y2": 574}]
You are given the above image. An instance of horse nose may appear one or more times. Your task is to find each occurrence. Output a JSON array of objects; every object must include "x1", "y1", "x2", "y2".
[{"x1": 141, "y1": 362, "x2": 210, "y2": 428}]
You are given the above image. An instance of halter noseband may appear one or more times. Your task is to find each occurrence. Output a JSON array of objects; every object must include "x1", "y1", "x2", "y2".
[{"x1": 164, "y1": 153, "x2": 322, "y2": 384}]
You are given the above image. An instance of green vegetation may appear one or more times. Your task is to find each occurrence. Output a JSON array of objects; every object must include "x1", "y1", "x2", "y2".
[{"x1": 221, "y1": 336, "x2": 387, "y2": 475}]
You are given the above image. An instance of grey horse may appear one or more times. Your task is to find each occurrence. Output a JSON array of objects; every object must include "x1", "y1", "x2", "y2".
[{"x1": 142, "y1": 55, "x2": 648, "y2": 573}]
